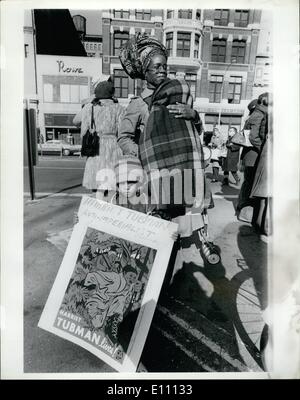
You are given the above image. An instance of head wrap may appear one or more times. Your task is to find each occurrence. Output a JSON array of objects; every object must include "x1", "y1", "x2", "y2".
[
  {"x1": 115, "y1": 156, "x2": 144, "y2": 184},
  {"x1": 119, "y1": 33, "x2": 168, "y2": 80},
  {"x1": 94, "y1": 80, "x2": 115, "y2": 100}
]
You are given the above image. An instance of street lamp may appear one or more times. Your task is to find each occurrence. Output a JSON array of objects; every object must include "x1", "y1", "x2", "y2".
[{"x1": 217, "y1": 58, "x2": 237, "y2": 128}]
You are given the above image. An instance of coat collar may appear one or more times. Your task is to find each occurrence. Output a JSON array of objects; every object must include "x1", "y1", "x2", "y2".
[{"x1": 141, "y1": 87, "x2": 154, "y2": 100}]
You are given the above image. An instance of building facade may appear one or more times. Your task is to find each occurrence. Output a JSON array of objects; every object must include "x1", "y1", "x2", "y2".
[
  {"x1": 24, "y1": 9, "x2": 271, "y2": 144},
  {"x1": 36, "y1": 55, "x2": 102, "y2": 143},
  {"x1": 198, "y1": 9, "x2": 263, "y2": 135},
  {"x1": 72, "y1": 14, "x2": 103, "y2": 58}
]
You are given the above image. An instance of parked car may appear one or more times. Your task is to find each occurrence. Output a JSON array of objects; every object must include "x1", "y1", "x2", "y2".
[{"x1": 38, "y1": 140, "x2": 81, "y2": 156}]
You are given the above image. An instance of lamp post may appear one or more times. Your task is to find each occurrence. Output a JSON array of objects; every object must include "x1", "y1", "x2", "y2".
[{"x1": 218, "y1": 58, "x2": 237, "y2": 128}]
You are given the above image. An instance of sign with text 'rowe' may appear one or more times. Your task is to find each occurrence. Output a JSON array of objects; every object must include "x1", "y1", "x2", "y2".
[{"x1": 38, "y1": 196, "x2": 177, "y2": 372}]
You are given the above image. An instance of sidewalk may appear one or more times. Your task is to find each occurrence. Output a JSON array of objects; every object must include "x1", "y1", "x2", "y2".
[{"x1": 24, "y1": 181, "x2": 268, "y2": 373}]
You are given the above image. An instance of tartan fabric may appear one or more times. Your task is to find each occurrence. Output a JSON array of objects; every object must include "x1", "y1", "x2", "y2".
[{"x1": 139, "y1": 78, "x2": 205, "y2": 208}]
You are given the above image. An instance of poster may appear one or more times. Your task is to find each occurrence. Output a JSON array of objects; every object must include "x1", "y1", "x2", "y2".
[{"x1": 38, "y1": 196, "x2": 178, "y2": 372}]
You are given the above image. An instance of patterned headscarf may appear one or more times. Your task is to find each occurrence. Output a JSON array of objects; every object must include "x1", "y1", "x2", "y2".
[{"x1": 119, "y1": 33, "x2": 168, "y2": 80}]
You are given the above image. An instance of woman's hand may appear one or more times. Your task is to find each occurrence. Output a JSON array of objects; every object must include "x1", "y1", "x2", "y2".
[{"x1": 167, "y1": 102, "x2": 197, "y2": 120}]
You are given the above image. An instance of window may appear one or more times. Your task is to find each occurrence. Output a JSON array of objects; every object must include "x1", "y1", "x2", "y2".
[
  {"x1": 114, "y1": 69, "x2": 128, "y2": 98},
  {"x1": 43, "y1": 83, "x2": 53, "y2": 102},
  {"x1": 231, "y1": 40, "x2": 246, "y2": 63},
  {"x1": 185, "y1": 73, "x2": 197, "y2": 99},
  {"x1": 166, "y1": 32, "x2": 173, "y2": 56},
  {"x1": 60, "y1": 84, "x2": 88, "y2": 103},
  {"x1": 234, "y1": 10, "x2": 249, "y2": 27},
  {"x1": 196, "y1": 10, "x2": 201, "y2": 20},
  {"x1": 177, "y1": 32, "x2": 191, "y2": 58},
  {"x1": 178, "y1": 9, "x2": 192, "y2": 19},
  {"x1": 114, "y1": 10, "x2": 130, "y2": 19},
  {"x1": 24, "y1": 44, "x2": 29, "y2": 58},
  {"x1": 209, "y1": 75, "x2": 223, "y2": 103},
  {"x1": 114, "y1": 31, "x2": 129, "y2": 56},
  {"x1": 211, "y1": 39, "x2": 227, "y2": 62},
  {"x1": 228, "y1": 76, "x2": 242, "y2": 104},
  {"x1": 167, "y1": 10, "x2": 174, "y2": 19},
  {"x1": 194, "y1": 34, "x2": 200, "y2": 58},
  {"x1": 135, "y1": 9, "x2": 151, "y2": 20},
  {"x1": 214, "y1": 9, "x2": 229, "y2": 26}
]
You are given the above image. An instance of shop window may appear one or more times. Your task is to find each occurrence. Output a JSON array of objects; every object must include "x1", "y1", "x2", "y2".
[
  {"x1": 185, "y1": 73, "x2": 197, "y2": 99},
  {"x1": 209, "y1": 75, "x2": 223, "y2": 103},
  {"x1": 228, "y1": 76, "x2": 242, "y2": 104},
  {"x1": 214, "y1": 9, "x2": 229, "y2": 26},
  {"x1": 177, "y1": 32, "x2": 191, "y2": 58},
  {"x1": 234, "y1": 10, "x2": 249, "y2": 27},
  {"x1": 114, "y1": 69, "x2": 128, "y2": 98},
  {"x1": 166, "y1": 32, "x2": 173, "y2": 56},
  {"x1": 211, "y1": 38, "x2": 227, "y2": 62},
  {"x1": 60, "y1": 84, "x2": 88, "y2": 103},
  {"x1": 167, "y1": 10, "x2": 174, "y2": 19},
  {"x1": 114, "y1": 10, "x2": 130, "y2": 19},
  {"x1": 178, "y1": 9, "x2": 192, "y2": 19},
  {"x1": 231, "y1": 40, "x2": 246, "y2": 63},
  {"x1": 43, "y1": 83, "x2": 53, "y2": 102},
  {"x1": 135, "y1": 9, "x2": 151, "y2": 20},
  {"x1": 114, "y1": 31, "x2": 129, "y2": 56},
  {"x1": 194, "y1": 34, "x2": 200, "y2": 58}
]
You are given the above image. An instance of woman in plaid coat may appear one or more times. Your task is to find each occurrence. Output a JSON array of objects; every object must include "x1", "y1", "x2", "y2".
[{"x1": 118, "y1": 33, "x2": 205, "y2": 222}]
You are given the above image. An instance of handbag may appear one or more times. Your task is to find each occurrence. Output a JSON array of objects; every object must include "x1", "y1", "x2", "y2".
[
  {"x1": 231, "y1": 130, "x2": 246, "y2": 146},
  {"x1": 81, "y1": 105, "x2": 100, "y2": 157}
]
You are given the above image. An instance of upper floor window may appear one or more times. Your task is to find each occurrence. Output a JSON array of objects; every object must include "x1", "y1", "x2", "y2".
[
  {"x1": 185, "y1": 73, "x2": 197, "y2": 99},
  {"x1": 231, "y1": 40, "x2": 246, "y2": 63},
  {"x1": 135, "y1": 9, "x2": 151, "y2": 20},
  {"x1": 114, "y1": 10, "x2": 130, "y2": 19},
  {"x1": 214, "y1": 9, "x2": 229, "y2": 26},
  {"x1": 194, "y1": 34, "x2": 200, "y2": 58},
  {"x1": 114, "y1": 69, "x2": 129, "y2": 98},
  {"x1": 196, "y1": 10, "x2": 201, "y2": 20},
  {"x1": 234, "y1": 10, "x2": 249, "y2": 27},
  {"x1": 209, "y1": 75, "x2": 223, "y2": 103},
  {"x1": 167, "y1": 10, "x2": 174, "y2": 19},
  {"x1": 211, "y1": 38, "x2": 227, "y2": 62},
  {"x1": 228, "y1": 76, "x2": 242, "y2": 104},
  {"x1": 178, "y1": 9, "x2": 192, "y2": 19},
  {"x1": 166, "y1": 32, "x2": 173, "y2": 56},
  {"x1": 177, "y1": 32, "x2": 191, "y2": 57},
  {"x1": 113, "y1": 31, "x2": 129, "y2": 56}
]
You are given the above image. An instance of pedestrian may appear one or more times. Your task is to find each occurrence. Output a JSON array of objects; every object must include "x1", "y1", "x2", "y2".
[
  {"x1": 236, "y1": 99, "x2": 258, "y2": 222},
  {"x1": 80, "y1": 77, "x2": 125, "y2": 193},
  {"x1": 237, "y1": 94, "x2": 269, "y2": 224},
  {"x1": 222, "y1": 127, "x2": 241, "y2": 185},
  {"x1": 209, "y1": 127, "x2": 223, "y2": 182},
  {"x1": 250, "y1": 93, "x2": 272, "y2": 239}
]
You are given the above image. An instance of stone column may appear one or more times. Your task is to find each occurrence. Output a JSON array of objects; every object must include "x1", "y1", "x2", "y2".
[
  {"x1": 225, "y1": 34, "x2": 233, "y2": 63},
  {"x1": 102, "y1": 17, "x2": 111, "y2": 75},
  {"x1": 190, "y1": 31, "x2": 195, "y2": 59},
  {"x1": 173, "y1": 30, "x2": 177, "y2": 57}
]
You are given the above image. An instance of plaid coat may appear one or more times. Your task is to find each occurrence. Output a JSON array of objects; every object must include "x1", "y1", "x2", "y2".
[{"x1": 139, "y1": 79, "x2": 204, "y2": 208}]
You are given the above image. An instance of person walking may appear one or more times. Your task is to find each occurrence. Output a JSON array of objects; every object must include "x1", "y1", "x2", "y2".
[
  {"x1": 80, "y1": 77, "x2": 125, "y2": 193},
  {"x1": 222, "y1": 127, "x2": 241, "y2": 185},
  {"x1": 209, "y1": 127, "x2": 223, "y2": 182},
  {"x1": 237, "y1": 94, "x2": 268, "y2": 222}
]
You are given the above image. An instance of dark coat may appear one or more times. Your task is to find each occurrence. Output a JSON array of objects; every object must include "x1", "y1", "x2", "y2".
[
  {"x1": 223, "y1": 138, "x2": 240, "y2": 171},
  {"x1": 241, "y1": 104, "x2": 268, "y2": 167}
]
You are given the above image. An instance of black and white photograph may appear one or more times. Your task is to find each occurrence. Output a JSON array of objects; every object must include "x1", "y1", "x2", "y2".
[{"x1": 1, "y1": 0, "x2": 299, "y2": 381}]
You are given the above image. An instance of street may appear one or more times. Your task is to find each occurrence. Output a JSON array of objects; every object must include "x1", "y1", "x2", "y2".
[{"x1": 24, "y1": 156, "x2": 268, "y2": 373}]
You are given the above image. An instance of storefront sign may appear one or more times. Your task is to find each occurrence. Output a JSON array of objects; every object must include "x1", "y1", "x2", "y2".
[{"x1": 57, "y1": 60, "x2": 83, "y2": 74}]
